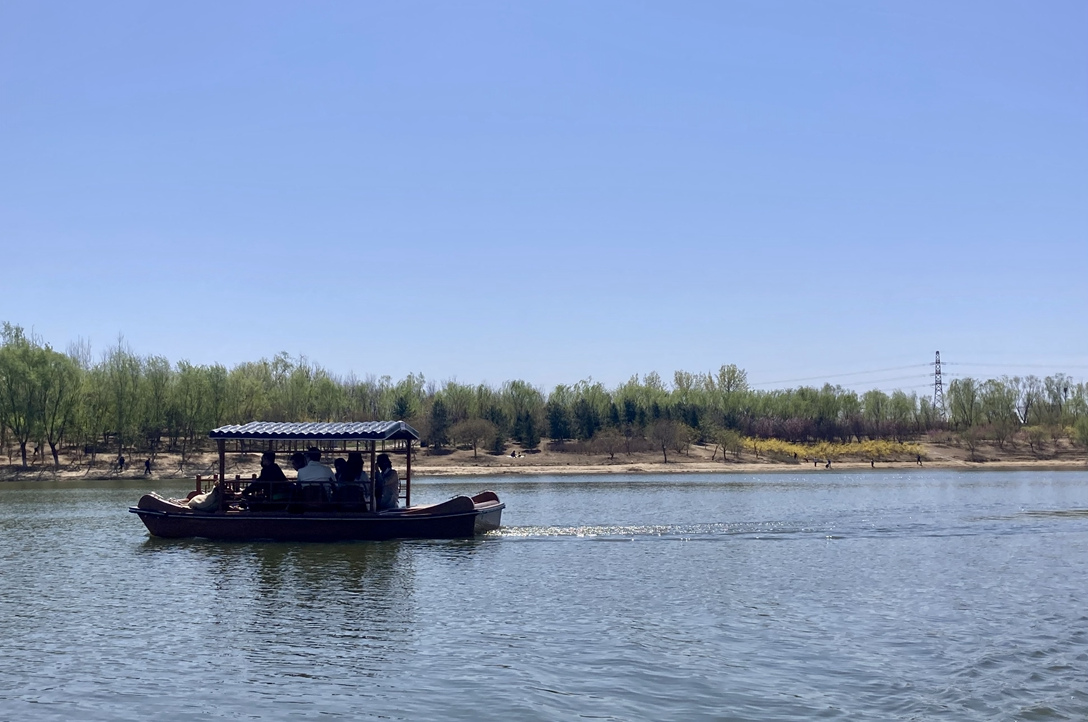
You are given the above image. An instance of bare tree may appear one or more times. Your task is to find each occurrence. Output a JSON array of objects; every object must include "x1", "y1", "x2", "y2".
[
  {"x1": 450, "y1": 418, "x2": 497, "y2": 458},
  {"x1": 592, "y1": 428, "x2": 623, "y2": 460},
  {"x1": 650, "y1": 419, "x2": 679, "y2": 463},
  {"x1": 961, "y1": 426, "x2": 984, "y2": 461}
]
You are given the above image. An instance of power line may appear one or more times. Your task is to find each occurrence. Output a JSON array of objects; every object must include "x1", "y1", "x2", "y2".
[
  {"x1": 945, "y1": 362, "x2": 1088, "y2": 370},
  {"x1": 752, "y1": 374, "x2": 933, "y2": 390},
  {"x1": 760, "y1": 375, "x2": 933, "y2": 390},
  {"x1": 749, "y1": 364, "x2": 930, "y2": 387},
  {"x1": 844, "y1": 374, "x2": 933, "y2": 385},
  {"x1": 746, "y1": 358, "x2": 1086, "y2": 392}
]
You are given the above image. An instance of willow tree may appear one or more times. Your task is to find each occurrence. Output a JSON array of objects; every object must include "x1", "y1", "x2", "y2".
[
  {"x1": 141, "y1": 355, "x2": 172, "y2": 453},
  {"x1": 39, "y1": 348, "x2": 82, "y2": 466},
  {"x1": 947, "y1": 378, "x2": 980, "y2": 429},
  {"x1": 172, "y1": 361, "x2": 208, "y2": 460},
  {"x1": 1075, "y1": 417, "x2": 1088, "y2": 462},
  {"x1": 102, "y1": 338, "x2": 142, "y2": 454},
  {"x1": 0, "y1": 324, "x2": 39, "y2": 466},
  {"x1": 228, "y1": 362, "x2": 271, "y2": 423},
  {"x1": 436, "y1": 380, "x2": 476, "y2": 425},
  {"x1": 980, "y1": 378, "x2": 1019, "y2": 448}
]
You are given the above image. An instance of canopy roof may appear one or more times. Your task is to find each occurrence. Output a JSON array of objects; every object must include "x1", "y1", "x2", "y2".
[{"x1": 208, "y1": 421, "x2": 420, "y2": 442}]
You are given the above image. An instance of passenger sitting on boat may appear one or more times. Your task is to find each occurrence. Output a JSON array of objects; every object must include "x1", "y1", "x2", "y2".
[
  {"x1": 374, "y1": 453, "x2": 399, "y2": 510},
  {"x1": 344, "y1": 452, "x2": 366, "y2": 483},
  {"x1": 332, "y1": 451, "x2": 370, "y2": 507},
  {"x1": 259, "y1": 451, "x2": 288, "y2": 482},
  {"x1": 297, "y1": 447, "x2": 335, "y2": 482},
  {"x1": 242, "y1": 451, "x2": 288, "y2": 500}
]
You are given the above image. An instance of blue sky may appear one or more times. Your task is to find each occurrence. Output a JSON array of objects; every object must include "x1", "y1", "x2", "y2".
[{"x1": 1, "y1": 1, "x2": 1085, "y2": 394}]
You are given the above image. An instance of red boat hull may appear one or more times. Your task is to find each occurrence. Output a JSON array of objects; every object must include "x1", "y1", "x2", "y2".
[{"x1": 130, "y1": 493, "x2": 504, "y2": 541}]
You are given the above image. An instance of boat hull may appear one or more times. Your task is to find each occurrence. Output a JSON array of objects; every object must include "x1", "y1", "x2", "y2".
[
  {"x1": 474, "y1": 504, "x2": 504, "y2": 534},
  {"x1": 130, "y1": 493, "x2": 504, "y2": 542}
]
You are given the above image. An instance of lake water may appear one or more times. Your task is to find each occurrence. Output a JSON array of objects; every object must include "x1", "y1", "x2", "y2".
[{"x1": 2, "y1": 470, "x2": 1087, "y2": 721}]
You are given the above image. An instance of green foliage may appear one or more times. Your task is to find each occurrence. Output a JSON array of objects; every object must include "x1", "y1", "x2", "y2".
[
  {"x1": 513, "y1": 410, "x2": 540, "y2": 450},
  {"x1": 546, "y1": 387, "x2": 573, "y2": 441},
  {"x1": 0, "y1": 324, "x2": 41, "y2": 466},
  {"x1": 3, "y1": 321, "x2": 1087, "y2": 467},
  {"x1": 947, "y1": 378, "x2": 980, "y2": 429},
  {"x1": 572, "y1": 397, "x2": 600, "y2": 441},
  {"x1": 429, "y1": 397, "x2": 450, "y2": 448},
  {"x1": 672, "y1": 423, "x2": 697, "y2": 455},
  {"x1": 717, "y1": 428, "x2": 743, "y2": 459},
  {"x1": 39, "y1": 347, "x2": 81, "y2": 465},
  {"x1": 438, "y1": 381, "x2": 475, "y2": 424},
  {"x1": 1073, "y1": 417, "x2": 1088, "y2": 459},
  {"x1": 391, "y1": 373, "x2": 425, "y2": 420}
]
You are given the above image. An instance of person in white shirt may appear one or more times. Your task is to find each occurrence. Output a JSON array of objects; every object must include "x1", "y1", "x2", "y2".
[{"x1": 296, "y1": 447, "x2": 335, "y2": 482}]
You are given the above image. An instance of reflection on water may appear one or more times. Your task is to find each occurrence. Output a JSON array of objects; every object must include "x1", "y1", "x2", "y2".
[
  {"x1": 1, "y1": 471, "x2": 1088, "y2": 721},
  {"x1": 136, "y1": 537, "x2": 422, "y2": 680}
]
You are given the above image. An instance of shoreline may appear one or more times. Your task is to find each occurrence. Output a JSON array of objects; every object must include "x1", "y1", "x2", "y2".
[
  {"x1": 3, "y1": 454, "x2": 1085, "y2": 483},
  {"x1": 414, "y1": 459, "x2": 1088, "y2": 477},
  {"x1": 3, "y1": 437, "x2": 1086, "y2": 482}
]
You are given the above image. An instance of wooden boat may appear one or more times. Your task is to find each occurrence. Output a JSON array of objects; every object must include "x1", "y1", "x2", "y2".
[{"x1": 129, "y1": 421, "x2": 504, "y2": 541}]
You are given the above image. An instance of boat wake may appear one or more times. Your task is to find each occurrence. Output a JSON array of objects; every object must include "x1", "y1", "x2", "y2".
[{"x1": 493, "y1": 522, "x2": 830, "y2": 540}]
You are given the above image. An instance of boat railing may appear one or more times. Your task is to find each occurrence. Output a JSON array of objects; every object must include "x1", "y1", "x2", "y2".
[
  {"x1": 196, "y1": 466, "x2": 408, "y2": 512},
  {"x1": 214, "y1": 477, "x2": 408, "y2": 514}
]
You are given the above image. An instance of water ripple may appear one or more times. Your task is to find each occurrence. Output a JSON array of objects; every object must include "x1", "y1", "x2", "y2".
[{"x1": 2, "y1": 472, "x2": 1088, "y2": 720}]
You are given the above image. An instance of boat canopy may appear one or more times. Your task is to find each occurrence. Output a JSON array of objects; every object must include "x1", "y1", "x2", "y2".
[{"x1": 208, "y1": 421, "x2": 420, "y2": 442}]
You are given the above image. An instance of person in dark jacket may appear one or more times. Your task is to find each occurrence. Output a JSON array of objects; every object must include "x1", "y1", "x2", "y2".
[
  {"x1": 243, "y1": 451, "x2": 289, "y2": 501},
  {"x1": 258, "y1": 451, "x2": 288, "y2": 481},
  {"x1": 333, "y1": 452, "x2": 370, "y2": 508}
]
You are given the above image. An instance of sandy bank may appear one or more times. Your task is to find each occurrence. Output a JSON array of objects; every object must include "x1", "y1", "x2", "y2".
[{"x1": 3, "y1": 438, "x2": 1086, "y2": 482}]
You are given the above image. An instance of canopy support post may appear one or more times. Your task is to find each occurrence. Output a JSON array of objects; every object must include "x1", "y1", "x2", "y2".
[
  {"x1": 370, "y1": 442, "x2": 377, "y2": 512},
  {"x1": 405, "y1": 441, "x2": 411, "y2": 508},
  {"x1": 217, "y1": 439, "x2": 226, "y2": 511}
]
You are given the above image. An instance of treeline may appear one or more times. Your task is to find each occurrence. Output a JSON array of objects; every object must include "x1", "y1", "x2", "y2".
[{"x1": 1, "y1": 323, "x2": 1087, "y2": 468}]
